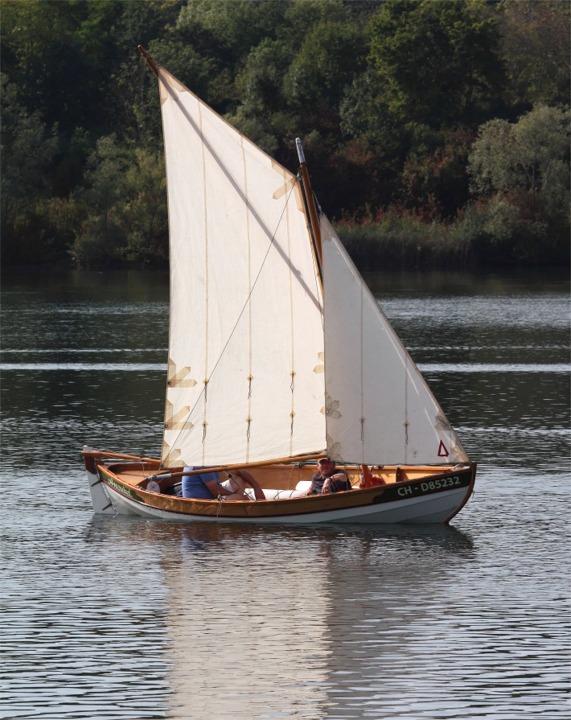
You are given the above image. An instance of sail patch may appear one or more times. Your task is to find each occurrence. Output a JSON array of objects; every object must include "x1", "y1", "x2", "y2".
[
  {"x1": 167, "y1": 359, "x2": 197, "y2": 387},
  {"x1": 322, "y1": 393, "x2": 342, "y2": 419},
  {"x1": 164, "y1": 401, "x2": 193, "y2": 431}
]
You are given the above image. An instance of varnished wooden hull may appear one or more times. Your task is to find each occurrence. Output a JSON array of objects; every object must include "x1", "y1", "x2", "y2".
[{"x1": 83, "y1": 451, "x2": 476, "y2": 525}]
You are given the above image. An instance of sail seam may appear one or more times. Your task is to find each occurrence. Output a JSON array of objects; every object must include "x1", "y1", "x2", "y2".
[
  {"x1": 360, "y1": 273, "x2": 365, "y2": 459},
  {"x1": 242, "y1": 134, "x2": 253, "y2": 463},
  {"x1": 199, "y1": 102, "x2": 209, "y2": 464},
  {"x1": 288, "y1": 177, "x2": 295, "y2": 453}
]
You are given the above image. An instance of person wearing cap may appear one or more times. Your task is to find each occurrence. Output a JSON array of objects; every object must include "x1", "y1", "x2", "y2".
[{"x1": 305, "y1": 457, "x2": 351, "y2": 495}]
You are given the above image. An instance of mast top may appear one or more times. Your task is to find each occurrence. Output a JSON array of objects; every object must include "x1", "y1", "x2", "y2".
[
  {"x1": 294, "y1": 138, "x2": 322, "y2": 274},
  {"x1": 138, "y1": 45, "x2": 159, "y2": 77},
  {"x1": 295, "y1": 137, "x2": 306, "y2": 165}
]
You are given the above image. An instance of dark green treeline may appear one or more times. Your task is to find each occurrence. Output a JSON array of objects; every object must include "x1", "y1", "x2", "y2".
[{"x1": 1, "y1": 0, "x2": 569, "y2": 270}]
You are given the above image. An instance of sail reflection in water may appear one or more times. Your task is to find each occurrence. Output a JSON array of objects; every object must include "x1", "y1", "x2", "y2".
[
  {"x1": 156, "y1": 523, "x2": 476, "y2": 719},
  {"x1": 163, "y1": 524, "x2": 329, "y2": 717}
]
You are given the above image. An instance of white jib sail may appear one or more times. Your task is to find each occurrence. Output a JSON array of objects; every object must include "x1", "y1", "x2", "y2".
[
  {"x1": 321, "y1": 217, "x2": 469, "y2": 465},
  {"x1": 157, "y1": 68, "x2": 326, "y2": 468}
]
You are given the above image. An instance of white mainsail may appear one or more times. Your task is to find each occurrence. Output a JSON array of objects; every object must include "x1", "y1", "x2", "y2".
[
  {"x1": 158, "y1": 67, "x2": 326, "y2": 467},
  {"x1": 156, "y1": 64, "x2": 468, "y2": 469}
]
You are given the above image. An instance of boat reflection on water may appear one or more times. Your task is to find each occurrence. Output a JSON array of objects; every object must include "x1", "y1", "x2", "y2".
[
  {"x1": 151, "y1": 522, "x2": 474, "y2": 718},
  {"x1": 82, "y1": 517, "x2": 474, "y2": 717}
]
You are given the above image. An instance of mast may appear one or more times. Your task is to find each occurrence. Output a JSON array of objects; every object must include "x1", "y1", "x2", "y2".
[{"x1": 296, "y1": 138, "x2": 322, "y2": 276}]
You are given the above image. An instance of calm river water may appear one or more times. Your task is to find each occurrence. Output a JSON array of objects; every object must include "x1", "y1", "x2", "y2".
[{"x1": 1, "y1": 268, "x2": 569, "y2": 720}]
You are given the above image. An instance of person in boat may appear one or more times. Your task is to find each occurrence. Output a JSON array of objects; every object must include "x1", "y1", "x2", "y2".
[
  {"x1": 182, "y1": 467, "x2": 265, "y2": 501},
  {"x1": 305, "y1": 458, "x2": 352, "y2": 495}
]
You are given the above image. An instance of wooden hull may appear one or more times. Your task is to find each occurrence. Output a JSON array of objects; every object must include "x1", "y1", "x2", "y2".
[{"x1": 83, "y1": 451, "x2": 476, "y2": 525}]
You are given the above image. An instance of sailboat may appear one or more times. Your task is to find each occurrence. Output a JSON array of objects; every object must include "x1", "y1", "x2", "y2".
[{"x1": 82, "y1": 47, "x2": 476, "y2": 524}]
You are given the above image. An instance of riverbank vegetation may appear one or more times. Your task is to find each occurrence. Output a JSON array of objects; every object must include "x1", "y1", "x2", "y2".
[{"x1": 1, "y1": 0, "x2": 569, "y2": 270}]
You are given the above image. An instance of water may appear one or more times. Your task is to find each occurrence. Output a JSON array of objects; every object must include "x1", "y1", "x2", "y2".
[{"x1": 1, "y1": 268, "x2": 569, "y2": 719}]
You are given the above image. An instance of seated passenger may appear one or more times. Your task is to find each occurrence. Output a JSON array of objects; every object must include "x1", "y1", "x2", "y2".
[
  {"x1": 305, "y1": 458, "x2": 351, "y2": 495},
  {"x1": 182, "y1": 467, "x2": 265, "y2": 501}
]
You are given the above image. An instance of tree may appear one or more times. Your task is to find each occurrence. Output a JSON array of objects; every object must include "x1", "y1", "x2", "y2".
[
  {"x1": 500, "y1": 0, "x2": 570, "y2": 107},
  {"x1": 1, "y1": 0, "x2": 110, "y2": 134},
  {"x1": 467, "y1": 105, "x2": 570, "y2": 263},
  {"x1": 399, "y1": 126, "x2": 476, "y2": 219},
  {"x1": 283, "y1": 19, "x2": 367, "y2": 131},
  {"x1": 176, "y1": 0, "x2": 287, "y2": 64},
  {"x1": 469, "y1": 106, "x2": 569, "y2": 198},
  {"x1": 0, "y1": 76, "x2": 60, "y2": 263},
  {"x1": 70, "y1": 135, "x2": 167, "y2": 267},
  {"x1": 368, "y1": 0, "x2": 505, "y2": 129},
  {"x1": 0, "y1": 0, "x2": 567, "y2": 268}
]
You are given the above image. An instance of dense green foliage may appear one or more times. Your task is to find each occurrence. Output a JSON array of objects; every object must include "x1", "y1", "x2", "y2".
[{"x1": 1, "y1": 0, "x2": 569, "y2": 269}]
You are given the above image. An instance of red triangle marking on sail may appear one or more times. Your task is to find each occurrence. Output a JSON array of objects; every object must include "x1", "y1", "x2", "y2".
[{"x1": 438, "y1": 441, "x2": 449, "y2": 457}]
